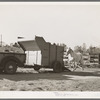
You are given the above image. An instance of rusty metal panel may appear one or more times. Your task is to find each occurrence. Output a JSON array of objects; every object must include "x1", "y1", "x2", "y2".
[
  {"x1": 35, "y1": 36, "x2": 49, "y2": 66},
  {"x1": 41, "y1": 43, "x2": 50, "y2": 66},
  {"x1": 35, "y1": 36, "x2": 46, "y2": 51},
  {"x1": 18, "y1": 40, "x2": 40, "y2": 51},
  {"x1": 49, "y1": 45, "x2": 64, "y2": 67},
  {"x1": 56, "y1": 46, "x2": 64, "y2": 64},
  {"x1": 49, "y1": 44, "x2": 56, "y2": 67}
]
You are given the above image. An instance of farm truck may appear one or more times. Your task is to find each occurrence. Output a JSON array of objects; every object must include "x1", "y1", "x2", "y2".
[{"x1": 0, "y1": 36, "x2": 70, "y2": 74}]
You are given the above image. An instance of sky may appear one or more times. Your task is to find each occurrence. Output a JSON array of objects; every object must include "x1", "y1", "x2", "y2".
[{"x1": 0, "y1": 2, "x2": 100, "y2": 49}]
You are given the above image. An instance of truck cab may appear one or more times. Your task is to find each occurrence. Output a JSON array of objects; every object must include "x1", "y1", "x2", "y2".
[{"x1": 0, "y1": 46, "x2": 26, "y2": 74}]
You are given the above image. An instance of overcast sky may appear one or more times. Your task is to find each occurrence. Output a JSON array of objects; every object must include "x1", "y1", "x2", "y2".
[{"x1": 0, "y1": 2, "x2": 100, "y2": 49}]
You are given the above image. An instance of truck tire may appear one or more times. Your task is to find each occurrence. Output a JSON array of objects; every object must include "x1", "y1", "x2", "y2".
[
  {"x1": 34, "y1": 65, "x2": 40, "y2": 71},
  {"x1": 4, "y1": 61, "x2": 17, "y2": 74},
  {"x1": 53, "y1": 61, "x2": 62, "y2": 73}
]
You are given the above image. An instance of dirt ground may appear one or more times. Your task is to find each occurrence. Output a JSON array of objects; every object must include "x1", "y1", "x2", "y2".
[{"x1": 0, "y1": 67, "x2": 100, "y2": 91}]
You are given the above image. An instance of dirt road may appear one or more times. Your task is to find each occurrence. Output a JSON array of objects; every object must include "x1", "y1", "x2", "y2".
[{"x1": 0, "y1": 68, "x2": 100, "y2": 91}]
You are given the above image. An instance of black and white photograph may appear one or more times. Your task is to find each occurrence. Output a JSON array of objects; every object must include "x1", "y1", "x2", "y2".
[{"x1": 0, "y1": 1, "x2": 100, "y2": 99}]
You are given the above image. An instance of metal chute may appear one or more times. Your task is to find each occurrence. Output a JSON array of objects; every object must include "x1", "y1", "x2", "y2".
[{"x1": 18, "y1": 40, "x2": 40, "y2": 51}]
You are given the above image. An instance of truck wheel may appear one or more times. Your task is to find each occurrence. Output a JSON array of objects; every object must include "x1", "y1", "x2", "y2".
[
  {"x1": 34, "y1": 65, "x2": 40, "y2": 71},
  {"x1": 53, "y1": 61, "x2": 62, "y2": 73},
  {"x1": 4, "y1": 61, "x2": 17, "y2": 74}
]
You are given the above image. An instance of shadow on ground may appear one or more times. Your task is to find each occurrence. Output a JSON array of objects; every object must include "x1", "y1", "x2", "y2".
[
  {"x1": 0, "y1": 70, "x2": 72, "y2": 81},
  {"x1": 0, "y1": 68, "x2": 100, "y2": 81}
]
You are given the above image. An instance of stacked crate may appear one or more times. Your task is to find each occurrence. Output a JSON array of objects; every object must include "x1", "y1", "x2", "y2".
[
  {"x1": 82, "y1": 53, "x2": 90, "y2": 66},
  {"x1": 90, "y1": 54, "x2": 99, "y2": 65}
]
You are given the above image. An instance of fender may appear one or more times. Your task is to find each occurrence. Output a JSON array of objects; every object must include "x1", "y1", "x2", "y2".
[{"x1": 0, "y1": 56, "x2": 24, "y2": 69}]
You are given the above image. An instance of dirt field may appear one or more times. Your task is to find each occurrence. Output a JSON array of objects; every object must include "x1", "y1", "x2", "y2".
[{"x1": 0, "y1": 67, "x2": 100, "y2": 91}]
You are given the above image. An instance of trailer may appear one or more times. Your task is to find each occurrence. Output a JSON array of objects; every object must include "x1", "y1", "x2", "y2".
[
  {"x1": 0, "y1": 36, "x2": 70, "y2": 74},
  {"x1": 18, "y1": 36, "x2": 69, "y2": 73}
]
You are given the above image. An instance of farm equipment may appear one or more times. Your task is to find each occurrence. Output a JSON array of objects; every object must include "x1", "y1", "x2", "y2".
[
  {"x1": 0, "y1": 36, "x2": 70, "y2": 74},
  {"x1": 18, "y1": 36, "x2": 69, "y2": 73}
]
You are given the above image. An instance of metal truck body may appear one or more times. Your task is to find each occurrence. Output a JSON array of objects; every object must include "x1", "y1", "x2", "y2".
[
  {"x1": 18, "y1": 36, "x2": 65, "y2": 72},
  {"x1": 0, "y1": 52, "x2": 26, "y2": 74},
  {"x1": 0, "y1": 36, "x2": 68, "y2": 74}
]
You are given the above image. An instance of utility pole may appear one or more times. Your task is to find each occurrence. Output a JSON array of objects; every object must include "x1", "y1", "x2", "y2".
[{"x1": 1, "y1": 34, "x2": 2, "y2": 47}]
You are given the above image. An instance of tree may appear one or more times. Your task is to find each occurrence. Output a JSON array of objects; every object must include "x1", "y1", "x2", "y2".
[
  {"x1": 74, "y1": 46, "x2": 83, "y2": 53},
  {"x1": 61, "y1": 43, "x2": 68, "y2": 52}
]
